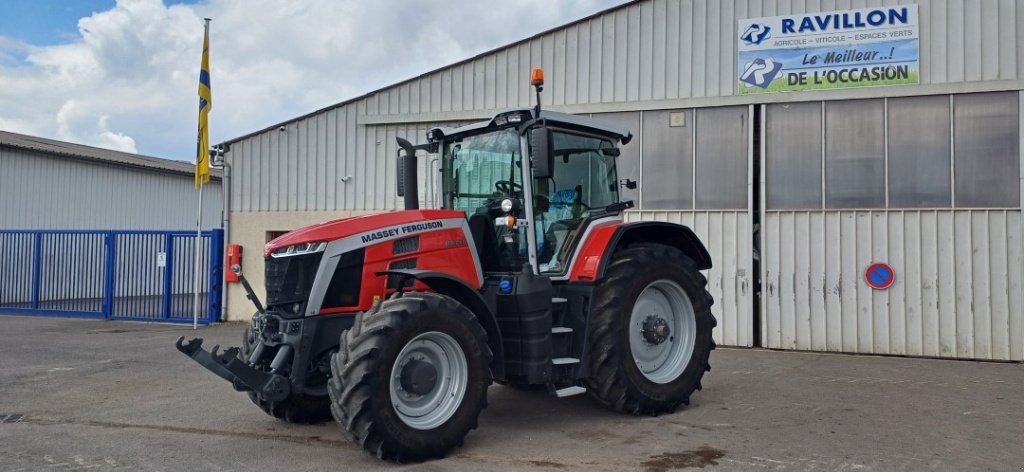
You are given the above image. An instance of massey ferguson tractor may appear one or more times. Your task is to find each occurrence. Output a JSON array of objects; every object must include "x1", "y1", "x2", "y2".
[{"x1": 177, "y1": 69, "x2": 716, "y2": 461}]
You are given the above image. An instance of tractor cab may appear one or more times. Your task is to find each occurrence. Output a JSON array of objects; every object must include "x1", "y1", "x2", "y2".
[
  {"x1": 430, "y1": 109, "x2": 633, "y2": 276},
  {"x1": 396, "y1": 68, "x2": 634, "y2": 279}
]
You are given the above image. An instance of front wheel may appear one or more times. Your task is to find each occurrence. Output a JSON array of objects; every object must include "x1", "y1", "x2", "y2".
[
  {"x1": 328, "y1": 292, "x2": 491, "y2": 462},
  {"x1": 585, "y1": 243, "x2": 716, "y2": 415}
]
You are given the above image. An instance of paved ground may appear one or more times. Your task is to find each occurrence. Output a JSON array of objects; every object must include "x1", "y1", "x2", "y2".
[{"x1": 0, "y1": 315, "x2": 1021, "y2": 471}]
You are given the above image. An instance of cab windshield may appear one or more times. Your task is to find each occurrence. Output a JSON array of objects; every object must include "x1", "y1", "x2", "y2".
[{"x1": 442, "y1": 127, "x2": 620, "y2": 275}]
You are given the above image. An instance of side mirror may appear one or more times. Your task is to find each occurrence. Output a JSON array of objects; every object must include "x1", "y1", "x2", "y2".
[{"x1": 529, "y1": 127, "x2": 554, "y2": 179}]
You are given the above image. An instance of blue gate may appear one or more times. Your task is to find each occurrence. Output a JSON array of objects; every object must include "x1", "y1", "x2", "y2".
[{"x1": 0, "y1": 229, "x2": 223, "y2": 324}]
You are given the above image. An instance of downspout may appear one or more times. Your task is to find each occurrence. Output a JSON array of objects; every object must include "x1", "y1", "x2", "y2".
[{"x1": 219, "y1": 148, "x2": 231, "y2": 322}]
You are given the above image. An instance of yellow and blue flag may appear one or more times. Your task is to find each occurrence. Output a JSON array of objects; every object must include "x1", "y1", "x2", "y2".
[{"x1": 195, "y1": 21, "x2": 212, "y2": 188}]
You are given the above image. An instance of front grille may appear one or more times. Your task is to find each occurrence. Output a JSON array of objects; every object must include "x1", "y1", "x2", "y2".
[
  {"x1": 393, "y1": 236, "x2": 420, "y2": 255},
  {"x1": 265, "y1": 252, "x2": 323, "y2": 310}
]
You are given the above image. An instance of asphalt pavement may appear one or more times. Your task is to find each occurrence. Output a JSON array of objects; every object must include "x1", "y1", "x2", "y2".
[{"x1": 0, "y1": 314, "x2": 1021, "y2": 471}]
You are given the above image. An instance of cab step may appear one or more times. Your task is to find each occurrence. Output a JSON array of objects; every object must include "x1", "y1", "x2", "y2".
[
  {"x1": 552, "y1": 357, "x2": 579, "y2": 365},
  {"x1": 551, "y1": 326, "x2": 573, "y2": 334},
  {"x1": 554, "y1": 385, "x2": 587, "y2": 398}
]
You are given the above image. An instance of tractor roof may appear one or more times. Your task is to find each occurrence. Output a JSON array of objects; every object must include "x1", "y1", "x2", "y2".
[{"x1": 430, "y1": 108, "x2": 633, "y2": 145}]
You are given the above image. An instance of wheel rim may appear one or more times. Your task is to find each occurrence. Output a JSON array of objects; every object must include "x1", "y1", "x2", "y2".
[
  {"x1": 629, "y1": 280, "x2": 697, "y2": 384},
  {"x1": 389, "y1": 331, "x2": 468, "y2": 430}
]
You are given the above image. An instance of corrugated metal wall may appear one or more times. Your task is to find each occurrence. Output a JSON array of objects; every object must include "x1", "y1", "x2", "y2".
[
  {"x1": 762, "y1": 210, "x2": 1024, "y2": 361},
  {"x1": 361, "y1": 0, "x2": 1023, "y2": 115},
  {"x1": 0, "y1": 146, "x2": 222, "y2": 230},
  {"x1": 230, "y1": 109, "x2": 460, "y2": 212},
  {"x1": 627, "y1": 210, "x2": 754, "y2": 347},
  {"x1": 222, "y1": 0, "x2": 1024, "y2": 357},
  {"x1": 227, "y1": 0, "x2": 1024, "y2": 213}
]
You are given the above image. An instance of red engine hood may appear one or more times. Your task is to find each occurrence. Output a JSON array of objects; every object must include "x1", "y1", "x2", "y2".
[{"x1": 264, "y1": 209, "x2": 466, "y2": 256}]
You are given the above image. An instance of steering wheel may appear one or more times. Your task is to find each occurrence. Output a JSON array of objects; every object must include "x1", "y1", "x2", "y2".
[{"x1": 495, "y1": 180, "x2": 522, "y2": 194}]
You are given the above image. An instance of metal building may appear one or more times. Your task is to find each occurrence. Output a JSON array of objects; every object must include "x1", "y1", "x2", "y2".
[
  {"x1": 221, "y1": 0, "x2": 1024, "y2": 361},
  {"x1": 0, "y1": 130, "x2": 225, "y2": 323},
  {"x1": 0, "y1": 130, "x2": 222, "y2": 230}
]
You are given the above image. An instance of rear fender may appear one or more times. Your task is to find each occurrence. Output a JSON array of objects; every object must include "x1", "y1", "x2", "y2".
[
  {"x1": 570, "y1": 221, "x2": 711, "y2": 281},
  {"x1": 603, "y1": 222, "x2": 712, "y2": 273},
  {"x1": 376, "y1": 269, "x2": 505, "y2": 380}
]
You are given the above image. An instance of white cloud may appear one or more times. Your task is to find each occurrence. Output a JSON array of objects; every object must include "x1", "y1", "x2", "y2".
[{"x1": 0, "y1": 0, "x2": 625, "y2": 160}]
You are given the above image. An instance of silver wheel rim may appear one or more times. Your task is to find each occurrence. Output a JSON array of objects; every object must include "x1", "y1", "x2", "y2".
[
  {"x1": 390, "y1": 331, "x2": 468, "y2": 430},
  {"x1": 629, "y1": 280, "x2": 697, "y2": 384}
]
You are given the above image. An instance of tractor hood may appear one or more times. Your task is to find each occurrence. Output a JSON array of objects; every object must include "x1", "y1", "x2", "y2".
[{"x1": 264, "y1": 210, "x2": 465, "y2": 256}]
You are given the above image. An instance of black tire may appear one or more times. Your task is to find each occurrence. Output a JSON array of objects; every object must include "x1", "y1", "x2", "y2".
[
  {"x1": 240, "y1": 326, "x2": 332, "y2": 424},
  {"x1": 585, "y1": 243, "x2": 716, "y2": 415},
  {"x1": 328, "y1": 292, "x2": 492, "y2": 462}
]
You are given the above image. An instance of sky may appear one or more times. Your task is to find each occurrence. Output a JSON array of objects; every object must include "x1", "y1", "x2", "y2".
[{"x1": 0, "y1": 0, "x2": 625, "y2": 161}]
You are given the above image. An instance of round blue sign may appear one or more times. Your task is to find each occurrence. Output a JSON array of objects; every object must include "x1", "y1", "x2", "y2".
[{"x1": 865, "y1": 263, "x2": 895, "y2": 290}]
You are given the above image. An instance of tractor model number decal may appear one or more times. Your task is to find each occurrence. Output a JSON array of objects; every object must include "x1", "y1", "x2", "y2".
[{"x1": 360, "y1": 220, "x2": 445, "y2": 244}]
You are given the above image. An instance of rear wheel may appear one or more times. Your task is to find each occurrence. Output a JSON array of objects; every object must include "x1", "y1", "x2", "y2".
[
  {"x1": 328, "y1": 292, "x2": 491, "y2": 462},
  {"x1": 585, "y1": 243, "x2": 716, "y2": 414},
  {"x1": 240, "y1": 327, "x2": 332, "y2": 424}
]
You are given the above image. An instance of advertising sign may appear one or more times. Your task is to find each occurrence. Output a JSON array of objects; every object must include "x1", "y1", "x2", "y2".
[{"x1": 737, "y1": 5, "x2": 919, "y2": 94}]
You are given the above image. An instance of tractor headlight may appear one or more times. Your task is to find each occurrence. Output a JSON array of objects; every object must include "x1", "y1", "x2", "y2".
[
  {"x1": 500, "y1": 198, "x2": 514, "y2": 213},
  {"x1": 271, "y1": 241, "x2": 328, "y2": 258}
]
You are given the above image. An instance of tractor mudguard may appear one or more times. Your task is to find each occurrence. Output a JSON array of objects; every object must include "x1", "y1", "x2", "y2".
[
  {"x1": 598, "y1": 222, "x2": 712, "y2": 276},
  {"x1": 376, "y1": 269, "x2": 505, "y2": 379},
  {"x1": 175, "y1": 336, "x2": 292, "y2": 402}
]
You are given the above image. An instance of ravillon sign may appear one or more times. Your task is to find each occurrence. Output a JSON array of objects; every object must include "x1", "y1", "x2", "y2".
[{"x1": 737, "y1": 5, "x2": 919, "y2": 94}]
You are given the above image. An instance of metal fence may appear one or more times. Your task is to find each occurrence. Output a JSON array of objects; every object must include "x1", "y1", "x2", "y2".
[{"x1": 0, "y1": 229, "x2": 223, "y2": 324}]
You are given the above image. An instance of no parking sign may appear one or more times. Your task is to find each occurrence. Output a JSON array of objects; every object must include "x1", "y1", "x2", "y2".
[{"x1": 865, "y1": 263, "x2": 895, "y2": 290}]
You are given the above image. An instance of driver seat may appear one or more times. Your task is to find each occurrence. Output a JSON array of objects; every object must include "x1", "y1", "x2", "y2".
[{"x1": 536, "y1": 188, "x2": 577, "y2": 266}]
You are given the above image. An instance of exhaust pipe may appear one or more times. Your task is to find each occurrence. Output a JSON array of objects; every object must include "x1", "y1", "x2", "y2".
[{"x1": 396, "y1": 137, "x2": 419, "y2": 210}]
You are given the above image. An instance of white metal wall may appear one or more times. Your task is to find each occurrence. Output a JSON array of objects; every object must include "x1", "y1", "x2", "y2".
[
  {"x1": 221, "y1": 0, "x2": 1024, "y2": 358},
  {"x1": 226, "y1": 0, "x2": 1024, "y2": 213},
  {"x1": 762, "y1": 210, "x2": 1024, "y2": 360},
  {"x1": 760, "y1": 91, "x2": 1024, "y2": 361},
  {"x1": 0, "y1": 146, "x2": 223, "y2": 230},
  {"x1": 229, "y1": 111, "x2": 460, "y2": 213},
  {"x1": 627, "y1": 210, "x2": 754, "y2": 347}
]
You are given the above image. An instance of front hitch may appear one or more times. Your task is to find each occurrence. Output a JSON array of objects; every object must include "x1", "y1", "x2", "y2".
[{"x1": 175, "y1": 336, "x2": 291, "y2": 402}]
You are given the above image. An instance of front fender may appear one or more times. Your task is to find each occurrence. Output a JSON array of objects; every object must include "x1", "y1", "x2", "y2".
[{"x1": 375, "y1": 269, "x2": 505, "y2": 380}]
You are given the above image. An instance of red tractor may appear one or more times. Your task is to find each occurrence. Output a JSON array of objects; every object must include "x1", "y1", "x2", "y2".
[{"x1": 177, "y1": 69, "x2": 715, "y2": 461}]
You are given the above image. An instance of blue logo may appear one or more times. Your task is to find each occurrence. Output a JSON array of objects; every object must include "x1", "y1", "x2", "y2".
[
  {"x1": 740, "y1": 23, "x2": 772, "y2": 45},
  {"x1": 499, "y1": 279, "x2": 513, "y2": 294},
  {"x1": 739, "y1": 58, "x2": 783, "y2": 89}
]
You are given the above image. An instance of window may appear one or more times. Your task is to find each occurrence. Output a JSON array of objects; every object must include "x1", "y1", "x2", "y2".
[
  {"x1": 825, "y1": 99, "x2": 885, "y2": 209},
  {"x1": 765, "y1": 102, "x2": 823, "y2": 209},
  {"x1": 695, "y1": 106, "x2": 748, "y2": 209},
  {"x1": 536, "y1": 131, "x2": 620, "y2": 274},
  {"x1": 887, "y1": 95, "x2": 952, "y2": 208},
  {"x1": 592, "y1": 112, "x2": 640, "y2": 203},
  {"x1": 267, "y1": 231, "x2": 289, "y2": 243},
  {"x1": 953, "y1": 92, "x2": 1020, "y2": 208},
  {"x1": 641, "y1": 109, "x2": 694, "y2": 209},
  {"x1": 444, "y1": 129, "x2": 522, "y2": 213}
]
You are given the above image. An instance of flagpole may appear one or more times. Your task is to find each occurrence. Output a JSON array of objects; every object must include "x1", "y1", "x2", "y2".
[{"x1": 193, "y1": 17, "x2": 211, "y2": 330}]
